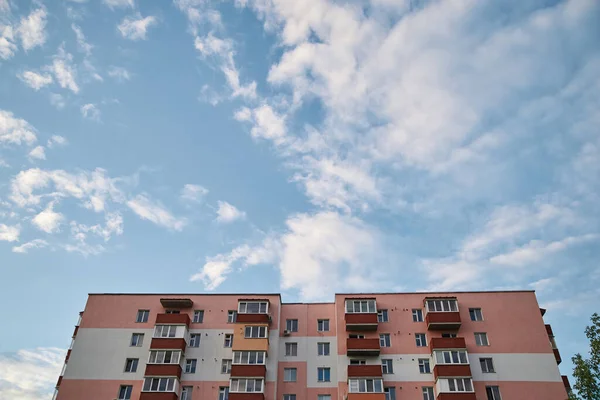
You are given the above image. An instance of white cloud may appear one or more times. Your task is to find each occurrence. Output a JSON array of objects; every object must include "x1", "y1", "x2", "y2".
[
  {"x1": 216, "y1": 201, "x2": 246, "y2": 223},
  {"x1": 28, "y1": 146, "x2": 46, "y2": 160},
  {"x1": 0, "y1": 224, "x2": 20, "y2": 242},
  {"x1": 12, "y1": 239, "x2": 48, "y2": 253},
  {"x1": 0, "y1": 25, "x2": 17, "y2": 60},
  {"x1": 0, "y1": 110, "x2": 37, "y2": 146},
  {"x1": 17, "y1": 8, "x2": 47, "y2": 51},
  {"x1": 107, "y1": 66, "x2": 131, "y2": 82},
  {"x1": 47, "y1": 135, "x2": 67, "y2": 148},
  {"x1": 80, "y1": 103, "x2": 100, "y2": 121},
  {"x1": 32, "y1": 202, "x2": 64, "y2": 233},
  {"x1": 49, "y1": 46, "x2": 79, "y2": 93},
  {"x1": 71, "y1": 24, "x2": 93, "y2": 56},
  {"x1": 70, "y1": 212, "x2": 124, "y2": 242},
  {"x1": 0, "y1": 347, "x2": 64, "y2": 400},
  {"x1": 49, "y1": 93, "x2": 66, "y2": 110},
  {"x1": 0, "y1": 0, "x2": 9, "y2": 12},
  {"x1": 127, "y1": 194, "x2": 186, "y2": 231},
  {"x1": 117, "y1": 15, "x2": 157, "y2": 41},
  {"x1": 18, "y1": 70, "x2": 53, "y2": 90},
  {"x1": 181, "y1": 184, "x2": 208, "y2": 203},
  {"x1": 236, "y1": 104, "x2": 287, "y2": 145},
  {"x1": 103, "y1": 0, "x2": 134, "y2": 9}
]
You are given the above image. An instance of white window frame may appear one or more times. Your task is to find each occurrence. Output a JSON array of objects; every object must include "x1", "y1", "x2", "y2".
[
  {"x1": 286, "y1": 319, "x2": 299, "y2": 332},
  {"x1": 228, "y1": 310, "x2": 237, "y2": 323},
  {"x1": 285, "y1": 342, "x2": 298, "y2": 356},
  {"x1": 348, "y1": 378, "x2": 384, "y2": 393},
  {"x1": 434, "y1": 350, "x2": 469, "y2": 365},
  {"x1": 181, "y1": 386, "x2": 193, "y2": 400},
  {"x1": 318, "y1": 342, "x2": 330, "y2": 356},
  {"x1": 422, "y1": 387, "x2": 435, "y2": 400},
  {"x1": 418, "y1": 358, "x2": 430, "y2": 374},
  {"x1": 185, "y1": 359, "x2": 197, "y2": 374},
  {"x1": 317, "y1": 367, "x2": 331, "y2": 382},
  {"x1": 193, "y1": 310, "x2": 204, "y2": 323},
  {"x1": 443, "y1": 378, "x2": 474, "y2": 393},
  {"x1": 222, "y1": 359, "x2": 232, "y2": 374},
  {"x1": 412, "y1": 309, "x2": 423, "y2": 322},
  {"x1": 486, "y1": 386, "x2": 502, "y2": 400},
  {"x1": 219, "y1": 387, "x2": 229, "y2": 400},
  {"x1": 380, "y1": 333, "x2": 391, "y2": 347},
  {"x1": 345, "y1": 299, "x2": 377, "y2": 313},
  {"x1": 118, "y1": 385, "x2": 133, "y2": 400},
  {"x1": 283, "y1": 395, "x2": 296, "y2": 400},
  {"x1": 142, "y1": 377, "x2": 176, "y2": 392},
  {"x1": 229, "y1": 378, "x2": 264, "y2": 393},
  {"x1": 425, "y1": 299, "x2": 458, "y2": 313},
  {"x1": 475, "y1": 332, "x2": 489, "y2": 346},
  {"x1": 415, "y1": 333, "x2": 427, "y2": 347},
  {"x1": 224, "y1": 334, "x2": 233, "y2": 348},
  {"x1": 381, "y1": 359, "x2": 393, "y2": 374},
  {"x1": 148, "y1": 350, "x2": 181, "y2": 364},
  {"x1": 130, "y1": 333, "x2": 144, "y2": 347},
  {"x1": 238, "y1": 301, "x2": 269, "y2": 314},
  {"x1": 124, "y1": 358, "x2": 138, "y2": 373},
  {"x1": 189, "y1": 333, "x2": 201, "y2": 347},
  {"x1": 136, "y1": 310, "x2": 149, "y2": 323},
  {"x1": 384, "y1": 387, "x2": 396, "y2": 400},
  {"x1": 318, "y1": 395, "x2": 331, "y2": 400},
  {"x1": 469, "y1": 308, "x2": 483, "y2": 321},
  {"x1": 317, "y1": 319, "x2": 330, "y2": 332},
  {"x1": 480, "y1": 358, "x2": 495, "y2": 373},
  {"x1": 245, "y1": 326, "x2": 268, "y2": 338},
  {"x1": 154, "y1": 325, "x2": 177, "y2": 338},
  {"x1": 233, "y1": 351, "x2": 266, "y2": 365},
  {"x1": 350, "y1": 359, "x2": 367, "y2": 365},
  {"x1": 284, "y1": 367, "x2": 297, "y2": 382},
  {"x1": 377, "y1": 310, "x2": 389, "y2": 322}
]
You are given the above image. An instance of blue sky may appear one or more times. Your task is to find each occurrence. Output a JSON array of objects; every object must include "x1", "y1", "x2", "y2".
[{"x1": 0, "y1": 0, "x2": 599, "y2": 397}]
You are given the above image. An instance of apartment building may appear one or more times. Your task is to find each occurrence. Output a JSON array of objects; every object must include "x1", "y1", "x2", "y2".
[{"x1": 54, "y1": 291, "x2": 570, "y2": 400}]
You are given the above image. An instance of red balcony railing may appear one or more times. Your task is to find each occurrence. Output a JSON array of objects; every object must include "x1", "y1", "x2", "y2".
[
  {"x1": 554, "y1": 348, "x2": 562, "y2": 365},
  {"x1": 347, "y1": 393, "x2": 385, "y2": 400},
  {"x1": 437, "y1": 394, "x2": 476, "y2": 400},
  {"x1": 430, "y1": 337, "x2": 467, "y2": 351},
  {"x1": 140, "y1": 393, "x2": 178, "y2": 400},
  {"x1": 229, "y1": 393, "x2": 265, "y2": 400},
  {"x1": 150, "y1": 338, "x2": 187, "y2": 352},
  {"x1": 345, "y1": 313, "x2": 379, "y2": 331},
  {"x1": 426, "y1": 312, "x2": 461, "y2": 330},
  {"x1": 236, "y1": 314, "x2": 271, "y2": 324},
  {"x1": 230, "y1": 365, "x2": 267, "y2": 377},
  {"x1": 348, "y1": 364, "x2": 383, "y2": 377},
  {"x1": 144, "y1": 364, "x2": 182, "y2": 379},
  {"x1": 156, "y1": 313, "x2": 191, "y2": 326},
  {"x1": 347, "y1": 338, "x2": 381, "y2": 356},
  {"x1": 433, "y1": 364, "x2": 472, "y2": 379}
]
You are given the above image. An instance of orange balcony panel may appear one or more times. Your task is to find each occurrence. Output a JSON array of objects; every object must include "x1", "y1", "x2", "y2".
[
  {"x1": 430, "y1": 337, "x2": 467, "y2": 351},
  {"x1": 348, "y1": 365, "x2": 383, "y2": 377},
  {"x1": 545, "y1": 324, "x2": 554, "y2": 336},
  {"x1": 144, "y1": 364, "x2": 182, "y2": 379},
  {"x1": 437, "y1": 394, "x2": 476, "y2": 400},
  {"x1": 562, "y1": 375, "x2": 571, "y2": 392},
  {"x1": 56, "y1": 376, "x2": 63, "y2": 387},
  {"x1": 433, "y1": 364, "x2": 472, "y2": 379},
  {"x1": 554, "y1": 348, "x2": 562, "y2": 365},
  {"x1": 347, "y1": 338, "x2": 380, "y2": 356},
  {"x1": 426, "y1": 312, "x2": 461, "y2": 330},
  {"x1": 65, "y1": 349, "x2": 72, "y2": 362},
  {"x1": 347, "y1": 393, "x2": 385, "y2": 400},
  {"x1": 150, "y1": 338, "x2": 187, "y2": 352},
  {"x1": 230, "y1": 364, "x2": 267, "y2": 377},
  {"x1": 345, "y1": 313, "x2": 379, "y2": 331},
  {"x1": 140, "y1": 393, "x2": 178, "y2": 400},
  {"x1": 156, "y1": 313, "x2": 191, "y2": 326},
  {"x1": 72, "y1": 326, "x2": 79, "y2": 338},
  {"x1": 236, "y1": 314, "x2": 271, "y2": 324},
  {"x1": 229, "y1": 393, "x2": 265, "y2": 400}
]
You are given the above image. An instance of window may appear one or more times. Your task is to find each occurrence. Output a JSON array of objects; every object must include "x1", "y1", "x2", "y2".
[
  {"x1": 384, "y1": 387, "x2": 396, "y2": 400},
  {"x1": 233, "y1": 351, "x2": 266, "y2": 365},
  {"x1": 131, "y1": 333, "x2": 144, "y2": 347},
  {"x1": 486, "y1": 386, "x2": 502, "y2": 400},
  {"x1": 379, "y1": 334, "x2": 391, "y2": 347},
  {"x1": 381, "y1": 359, "x2": 393, "y2": 374},
  {"x1": 143, "y1": 377, "x2": 176, "y2": 392},
  {"x1": 434, "y1": 350, "x2": 468, "y2": 365},
  {"x1": 238, "y1": 301, "x2": 268, "y2": 314},
  {"x1": 219, "y1": 387, "x2": 229, "y2": 400},
  {"x1": 377, "y1": 310, "x2": 389, "y2": 322},
  {"x1": 136, "y1": 310, "x2": 149, "y2": 323},
  {"x1": 124, "y1": 358, "x2": 138, "y2": 373},
  {"x1": 245, "y1": 326, "x2": 268, "y2": 338},
  {"x1": 318, "y1": 395, "x2": 331, "y2": 400},
  {"x1": 318, "y1": 342, "x2": 330, "y2": 356},
  {"x1": 426, "y1": 299, "x2": 458, "y2": 312},
  {"x1": 415, "y1": 333, "x2": 427, "y2": 347},
  {"x1": 469, "y1": 308, "x2": 483, "y2": 321},
  {"x1": 317, "y1": 367, "x2": 331, "y2": 382},
  {"x1": 285, "y1": 342, "x2": 298, "y2": 356},
  {"x1": 350, "y1": 359, "x2": 366, "y2": 365},
  {"x1": 283, "y1": 395, "x2": 296, "y2": 400},
  {"x1": 346, "y1": 299, "x2": 377, "y2": 313},
  {"x1": 480, "y1": 358, "x2": 495, "y2": 373},
  {"x1": 185, "y1": 359, "x2": 197, "y2": 373},
  {"x1": 286, "y1": 319, "x2": 299, "y2": 332},
  {"x1": 181, "y1": 387, "x2": 193, "y2": 400},
  {"x1": 412, "y1": 309, "x2": 423, "y2": 322},
  {"x1": 149, "y1": 350, "x2": 181, "y2": 364},
  {"x1": 166, "y1": 310, "x2": 180, "y2": 314},
  {"x1": 475, "y1": 332, "x2": 489, "y2": 346},
  {"x1": 118, "y1": 385, "x2": 133, "y2": 400},
  {"x1": 224, "y1": 334, "x2": 233, "y2": 347},
  {"x1": 284, "y1": 368, "x2": 297, "y2": 382},
  {"x1": 318, "y1": 319, "x2": 330, "y2": 332},
  {"x1": 154, "y1": 325, "x2": 177, "y2": 338},
  {"x1": 441, "y1": 333, "x2": 457, "y2": 338},
  {"x1": 190, "y1": 333, "x2": 201, "y2": 347},
  {"x1": 349, "y1": 334, "x2": 365, "y2": 339},
  {"x1": 228, "y1": 310, "x2": 237, "y2": 323},
  {"x1": 230, "y1": 378, "x2": 264, "y2": 393},
  {"x1": 221, "y1": 359, "x2": 232, "y2": 374},
  {"x1": 193, "y1": 310, "x2": 204, "y2": 323},
  {"x1": 418, "y1": 359, "x2": 430, "y2": 374},
  {"x1": 445, "y1": 378, "x2": 473, "y2": 392},
  {"x1": 422, "y1": 387, "x2": 435, "y2": 400},
  {"x1": 348, "y1": 378, "x2": 384, "y2": 393}
]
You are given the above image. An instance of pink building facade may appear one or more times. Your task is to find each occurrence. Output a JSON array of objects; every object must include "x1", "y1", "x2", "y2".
[{"x1": 54, "y1": 291, "x2": 570, "y2": 400}]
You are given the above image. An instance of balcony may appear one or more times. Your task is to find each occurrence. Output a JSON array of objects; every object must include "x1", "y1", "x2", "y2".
[
  {"x1": 145, "y1": 364, "x2": 182, "y2": 379},
  {"x1": 160, "y1": 298, "x2": 193, "y2": 308},
  {"x1": 553, "y1": 348, "x2": 562, "y2": 365},
  {"x1": 140, "y1": 393, "x2": 179, "y2": 400},
  {"x1": 156, "y1": 313, "x2": 191, "y2": 326},
  {"x1": 430, "y1": 337, "x2": 466, "y2": 351},
  {"x1": 426, "y1": 312, "x2": 461, "y2": 330},
  {"x1": 236, "y1": 313, "x2": 271, "y2": 324},
  {"x1": 436, "y1": 394, "x2": 476, "y2": 400},
  {"x1": 348, "y1": 365, "x2": 383, "y2": 377},
  {"x1": 545, "y1": 324, "x2": 554, "y2": 336},
  {"x1": 347, "y1": 394, "x2": 385, "y2": 400},
  {"x1": 72, "y1": 326, "x2": 79, "y2": 338},
  {"x1": 229, "y1": 393, "x2": 265, "y2": 400},
  {"x1": 150, "y1": 338, "x2": 187, "y2": 352},
  {"x1": 230, "y1": 365, "x2": 267, "y2": 378},
  {"x1": 562, "y1": 375, "x2": 571, "y2": 393},
  {"x1": 433, "y1": 364, "x2": 472, "y2": 380},
  {"x1": 347, "y1": 338, "x2": 381, "y2": 356},
  {"x1": 345, "y1": 313, "x2": 379, "y2": 331}
]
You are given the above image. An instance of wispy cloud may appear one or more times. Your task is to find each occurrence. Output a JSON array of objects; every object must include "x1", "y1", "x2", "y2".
[
  {"x1": 215, "y1": 201, "x2": 246, "y2": 223},
  {"x1": 17, "y1": 8, "x2": 47, "y2": 51},
  {"x1": 0, "y1": 224, "x2": 20, "y2": 242},
  {"x1": 107, "y1": 66, "x2": 131, "y2": 82},
  {"x1": 118, "y1": 15, "x2": 157, "y2": 41},
  {"x1": 0, "y1": 110, "x2": 37, "y2": 145},
  {"x1": 28, "y1": 146, "x2": 46, "y2": 161},
  {"x1": 18, "y1": 70, "x2": 53, "y2": 90},
  {"x1": 12, "y1": 239, "x2": 49, "y2": 254},
  {"x1": 71, "y1": 24, "x2": 92, "y2": 56},
  {"x1": 127, "y1": 194, "x2": 186, "y2": 231},
  {"x1": 181, "y1": 184, "x2": 208, "y2": 203},
  {"x1": 103, "y1": 0, "x2": 134, "y2": 9},
  {"x1": 31, "y1": 202, "x2": 64, "y2": 233},
  {"x1": 49, "y1": 46, "x2": 79, "y2": 93},
  {"x1": 80, "y1": 103, "x2": 100, "y2": 121}
]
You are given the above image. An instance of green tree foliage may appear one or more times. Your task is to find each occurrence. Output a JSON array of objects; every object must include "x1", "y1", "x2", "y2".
[{"x1": 571, "y1": 313, "x2": 600, "y2": 400}]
